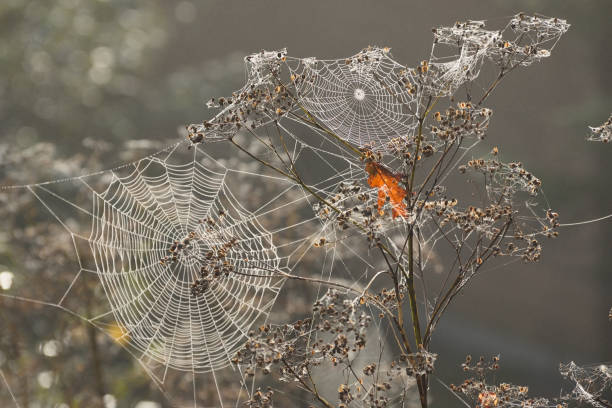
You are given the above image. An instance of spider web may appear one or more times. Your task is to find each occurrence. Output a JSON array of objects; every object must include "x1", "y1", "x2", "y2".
[
  {"x1": 0, "y1": 141, "x2": 306, "y2": 403},
  {"x1": 560, "y1": 362, "x2": 612, "y2": 408},
  {"x1": 0, "y1": 14, "x2": 573, "y2": 407},
  {"x1": 0, "y1": 135, "x2": 408, "y2": 407},
  {"x1": 89, "y1": 152, "x2": 285, "y2": 374},
  {"x1": 287, "y1": 48, "x2": 419, "y2": 150}
]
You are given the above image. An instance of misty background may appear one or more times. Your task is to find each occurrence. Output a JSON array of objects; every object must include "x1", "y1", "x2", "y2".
[{"x1": 0, "y1": 0, "x2": 610, "y2": 406}]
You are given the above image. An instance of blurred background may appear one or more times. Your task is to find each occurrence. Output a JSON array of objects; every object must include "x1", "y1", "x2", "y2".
[{"x1": 0, "y1": 0, "x2": 610, "y2": 406}]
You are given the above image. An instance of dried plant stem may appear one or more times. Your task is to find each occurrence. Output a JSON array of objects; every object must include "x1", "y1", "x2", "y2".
[
  {"x1": 281, "y1": 358, "x2": 334, "y2": 408},
  {"x1": 229, "y1": 135, "x2": 410, "y2": 288},
  {"x1": 230, "y1": 127, "x2": 425, "y2": 367},
  {"x1": 380, "y1": 247, "x2": 414, "y2": 354},
  {"x1": 593, "y1": 396, "x2": 612, "y2": 408},
  {"x1": 407, "y1": 113, "x2": 428, "y2": 408},
  {"x1": 477, "y1": 53, "x2": 531, "y2": 107},
  {"x1": 423, "y1": 220, "x2": 512, "y2": 347},
  {"x1": 270, "y1": 70, "x2": 364, "y2": 159},
  {"x1": 477, "y1": 71, "x2": 504, "y2": 106}
]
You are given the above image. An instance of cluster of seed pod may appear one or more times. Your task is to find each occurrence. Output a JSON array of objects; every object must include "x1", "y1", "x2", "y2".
[
  {"x1": 588, "y1": 114, "x2": 612, "y2": 143},
  {"x1": 432, "y1": 20, "x2": 499, "y2": 48},
  {"x1": 559, "y1": 362, "x2": 612, "y2": 407},
  {"x1": 159, "y1": 232, "x2": 196, "y2": 265},
  {"x1": 232, "y1": 290, "x2": 375, "y2": 397},
  {"x1": 430, "y1": 102, "x2": 492, "y2": 143},
  {"x1": 465, "y1": 159, "x2": 542, "y2": 196},
  {"x1": 186, "y1": 50, "x2": 295, "y2": 147},
  {"x1": 190, "y1": 238, "x2": 238, "y2": 297},
  {"x1": 387, "y1": 348, "x2": 438, "y2": 379},
  {"x1": 243, "y1": 387, "x2": 274, "y2": 408},
  {"x1": 232, "y1": 319, "x2": 315, "y2": 380},
  {"x1": 450, "y1": 355, "x2": 567, "y2": 408}
]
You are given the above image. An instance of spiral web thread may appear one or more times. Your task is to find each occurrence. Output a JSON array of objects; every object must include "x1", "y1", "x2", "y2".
[
  {"x1": 1, "y1": 139, "x2": 334, "y2": 405},
  {"x1": 185, "y1": 13, "x2": 567, "y2": 153},
  {"x1": 0, "y1": 13, "x2": 576, "y2": 408},
  {"x1": 0, "y1": 135, "x2": 418, "y2": 406},
  {"x1": 287, "y1": 47, "x2": 419, "y2": 150},
  {"x1": 0, "y1": 114, "x2": 458, "y2": 407},
  {"x1": 90, "y1": 152, "x2": 285, "y2": 374}
]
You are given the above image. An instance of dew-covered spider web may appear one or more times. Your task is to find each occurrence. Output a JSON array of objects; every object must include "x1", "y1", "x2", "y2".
[
  {"x1": 0, "y1": 133, "x2": 416, "y2": 406},
  {"x1": 286, "y1": 48, "x2": 420, "y2": 149},
  {"x1": 89, "y1": 152, "x2": 286, "y2": 374},
  {"x1": 560, "y1": 362, "x2": 612, "y2": 407},
  {"x1": 0, "y1": 13, "x2": 577, "y2": 408}
]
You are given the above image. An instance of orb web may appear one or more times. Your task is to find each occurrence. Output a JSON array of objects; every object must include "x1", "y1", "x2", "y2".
[
  {"x1": 90, "y1": 155, "x2": 283, "y2": 373},
  {"x1": 0, "y1": 133, "x2": 387, "y2": 406},
  {"x1": 0, "y1": 14, "x2": 577, "y2": 406},
  {"x1": 287, "y1": 47, "x2": 419, "y2": 150}
]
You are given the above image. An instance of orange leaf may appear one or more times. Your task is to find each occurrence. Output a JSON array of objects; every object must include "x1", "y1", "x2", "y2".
[{"x1": 365, "y1": 162, "x2": 407, "y2": 218}]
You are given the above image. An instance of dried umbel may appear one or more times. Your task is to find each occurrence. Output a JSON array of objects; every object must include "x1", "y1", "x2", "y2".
[
  {"x1": 452, "y1": 356, "x2": 568, "y2": 408},
  {"x1": 185, "y1": 15, "x2": 568, "y2": 154},
  {"x1": 429, "y1": 103, "x2": 493, "y2": 144},
  {"x1": 588, "y1": 114, "x2": 612, "y2": 143},
  {"x1": 190, "y1": 237, "x2": 238, "y2": 297},
  {"x1": 187, "y1": 49, "x2": 294, "y2": 143},
  {"x1": 244, "y1": 387, "x2": 274, "y2": 408},
  {"x1": 233, "y1": 290, "x2": 373, "y2": 381},
  {"x1": 386, "y1": 348, "x2": 438, "y2": 379},
  {"x1": 560, "y1": 362, "x2": 612, "y2": 407},
  {"x1": 3, "y1": 9, "x2": 597, "y2": 408},
  {"x1": 230, "y1": 290, "x2": 428, "y2": 407},
  {"x1": 433, "y1": 20, "x2": 499, "y2": 48},
  {"x1": 465, "y1": 159, "x2": 542, "y2": 197},
  {"x1": 427, "y1": 20, "x2": 498, "y2": 97}
]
